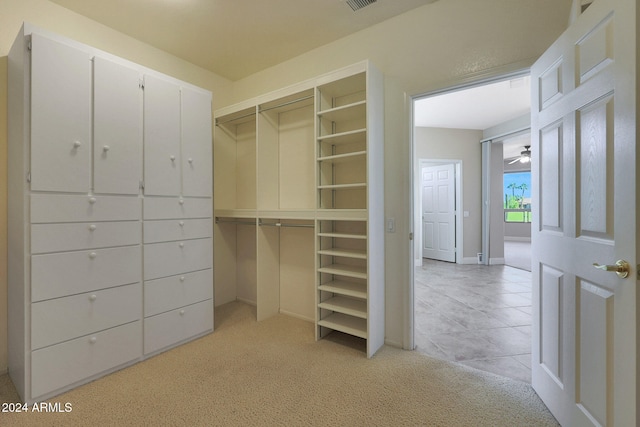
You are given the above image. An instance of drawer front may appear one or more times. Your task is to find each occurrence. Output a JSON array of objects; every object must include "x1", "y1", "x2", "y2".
[
  {"x1": 143, "y1": 196, "x2": 212, "y2": 220},
  {"x1": 31, "y1": 194, "x2": 141, "y2": 223},
  {"x1": 31, "y1": 321, "x2": 141, "y2": 399},
  {"x1": 32, "y1": 221, "x2": 141, "y2": 254},
  {"x1": 32, "y1": 246, "x2": 141, "y2": 302},
  {"x1": 143, "y1": 218, "x2": 212, "y2": 244},
  {"x1": 144, "y1": 300, "x2": 213, "y2": 355},
  {"x1": 144, "y1": 269, "x2": 213, "y2": 317},
  {"x1": 32, "y1": 283, "x2": 141, "y2": 350},
  {"x1": 144, "y1": 238, "x2": 212, "y2": 280}
]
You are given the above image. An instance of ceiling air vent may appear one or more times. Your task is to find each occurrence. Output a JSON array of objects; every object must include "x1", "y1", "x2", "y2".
[{"x1": 346, "y1": 0, "x2": 377, "y2": 12}]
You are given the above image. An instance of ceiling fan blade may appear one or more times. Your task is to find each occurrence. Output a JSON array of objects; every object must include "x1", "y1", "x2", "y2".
[{"x1": 508, "y1": 158, "x2": 520, "y2": 165}]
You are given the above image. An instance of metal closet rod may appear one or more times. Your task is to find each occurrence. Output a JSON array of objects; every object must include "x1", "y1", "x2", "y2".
[
  {"x1": 258, "y1": 220, "x2": 314, "y2": 229},
  {"x1": 215, "y1": 94, "x2": 315, "y2": 126},
  {"x1": 215, "y1": 218, "x2": 256, "y2": 225}
]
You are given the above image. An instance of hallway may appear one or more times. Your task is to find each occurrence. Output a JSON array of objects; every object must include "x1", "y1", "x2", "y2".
[{"x1": 415, "y1": 259, "x2": 532, "y2": 382}]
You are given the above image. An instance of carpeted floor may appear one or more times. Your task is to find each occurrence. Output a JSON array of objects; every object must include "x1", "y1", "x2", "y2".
[{"x1": 0, "y1": 301, "x2": 558, "y2": 426}]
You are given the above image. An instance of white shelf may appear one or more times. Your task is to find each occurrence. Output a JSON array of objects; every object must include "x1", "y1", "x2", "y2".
[
  {"x1": 317, "y1": 128, "x2": 366, "y2": 145},
  {"x1": 318, "y1": 183, "x2": 367, "y2": 190},
  {"x1": 214, "y1": 209, "x2": 257, "y2": 219},
  {"x1": 318, "y1": 313, "x2": 367, "y2": 339},
  {"x1": 318, "y1": 151, "x2": 366, "y2": 165},
  {"x1": 317, "y1": 232, "x2": 367, "y2": 240},
  {"x1": 317, "y1": 100, "x2": 366, "y2": 123},
  {"x1": 319, "y1": 296, "x2": 367, "y2": 319},
  {"x1": 319, "y1": 280, "x2": 367, "y2": 299},
  {"x1": 318, "y1": 263, "x2": 367, "y2": 279},
  {"x1": 318, "y1": 248, "x2": 367, "y2": 259}
]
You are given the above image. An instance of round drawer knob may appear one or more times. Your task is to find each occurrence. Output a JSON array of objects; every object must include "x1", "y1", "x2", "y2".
[
  {"x1": 89, "y1": 294, "x2": 97, "y2": 301},
  {"x1": 89, "y1": 197, "x2": 97, "y2": 205},
  {"x1": 180, "y1": 276, "x2": 185, "y2": 282},
  {"x1": 103, "y1": 145, "x2": 110, "y2": 152},
  {"x1": 179, "y1": 310, "x2": 185, "y2": 316},
  {"x1": 179, "y1": 242, "x2": 184, "y2": 248},
  {"x1": 170, "y1": 155, "x2": 176, "y2": 161},
  {"x1": 89, "y1": 252, "x2": 97, "y2": 259},
  {"x1": 179, "y1": 221, "x2": 185, "y2": 227},
  {"x1": 188, "y1": 158, "x2": 193, "y2": 163},
  {"x1": 178, "y1": 199, "x2": 185, "y2": 205},
  {"x1": 73, "y1": 141, "x2": 81, "y2": 149},
  {"x1": 89, "y1": 224, "x2": 97, "y2": 231},
  {"x1": 89, "y1": 337, "x2": 97, "y2": 344}
]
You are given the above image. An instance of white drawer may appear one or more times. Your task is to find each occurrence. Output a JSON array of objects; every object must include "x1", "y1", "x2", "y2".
[
  {"x1": 31, "y1": 321, "x2": 141, "y2": 399},
  {"x1": 32, "y1": 246, "x2": 141, "y2": 302},
  {"x1": 32, "y1": 283, "x2": 141, "y2": 350},
  {"x1": 144, "y1": 269, "x2": 213, "y2": 317},
  {"x1": 143, "y1": 196, "x2": 212, "y2": 220},
  {"x1": 31, "y1": 194, "x2": 141, "y2": 223},
  {"x1": 143, "y1": 218, "x2": 212, "y2": 244},
  {"x1": 144, "y1": 238, "x2": 212, "y2": 280},
  {"x1": 144, "y1": 299, "x2": 212, "y2": 355},
  {"x1": 32, "y1": 221, "x2": 141, "y2": 254}
]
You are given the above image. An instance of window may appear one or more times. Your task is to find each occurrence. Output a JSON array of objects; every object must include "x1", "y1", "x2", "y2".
[{"x1": 504, "y1": 171, "x2": 531, "y2": 222}]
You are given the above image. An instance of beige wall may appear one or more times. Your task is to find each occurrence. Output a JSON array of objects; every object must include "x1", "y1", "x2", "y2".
[
  {"x1": 0, "y1": 0, "x2": 572, "y2": 367},
  {"x1": 414, "y1": 127, "x2": 483, "y2": 263}
]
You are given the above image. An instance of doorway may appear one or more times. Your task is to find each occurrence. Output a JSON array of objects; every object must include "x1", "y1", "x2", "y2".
[{"x1": 412, "y1": 73, "x2": 533, "y2": 382}]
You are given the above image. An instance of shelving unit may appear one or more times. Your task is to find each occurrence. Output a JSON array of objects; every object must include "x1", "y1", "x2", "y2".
[{"x1": 213, "y1": 61, "x2": 384, "y2": 357}]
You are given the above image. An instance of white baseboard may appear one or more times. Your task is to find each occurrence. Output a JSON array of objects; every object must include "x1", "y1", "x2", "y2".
[
  {"x1": 504, "y1": 236, "x2": 531, "y2": 242},
  {"x1": 415, "y1": 258, "x2": 422, "y2": 267},
  {"x1": 279, "y1": 309, "x2": 314, "y2": 323},
  {"x1": 236, "y1": 297, "x2": 257, "y2": 306},
  {"x1": 489, "y1": 258, "x2": 505, "y2": 265},
  {"x1": 460, "y1": 257, "x2": 480, "y2": 265}
]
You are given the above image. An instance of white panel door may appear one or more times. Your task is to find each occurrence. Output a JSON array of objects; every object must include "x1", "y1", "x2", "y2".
[
  {"x1": 30, "y1": 33, "x2": 91, "y2": 192},
  {"x1": 181, "y1": 87, "x2": 212, "y2": 197},
  {"x1": 144, "y1": 75, "x2": 181, "y2": 196},
  {"x1": 94, "y1": 56, "x2": 143, "y2": 195},
  {"x1": 531, "y1": 1, "x2": 637, "y2": 425},
  {"x1": 422, "y1": 164, "x2": 455, "y2": 263}
]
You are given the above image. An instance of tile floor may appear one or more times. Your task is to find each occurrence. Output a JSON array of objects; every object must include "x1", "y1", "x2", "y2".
[{"x1": 414, "y1": 259, "x2": 532, "y2": 382}]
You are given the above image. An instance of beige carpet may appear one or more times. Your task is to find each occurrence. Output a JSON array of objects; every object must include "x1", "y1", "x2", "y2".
[{"x1": 1, "y1": 301, "x2": 558, "y2": 426}]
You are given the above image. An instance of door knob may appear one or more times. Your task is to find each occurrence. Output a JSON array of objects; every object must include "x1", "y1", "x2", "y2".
[{"x1": 593, "y1": 260, "x2": 630, "y2": 278}]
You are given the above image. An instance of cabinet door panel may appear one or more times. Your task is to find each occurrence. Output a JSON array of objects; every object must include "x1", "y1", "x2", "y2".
[
  {"x1": 144, "y1": 75, "x2": 181, "y2": 196},
  {"x1": 30, "y1": 34, "x2": 91, "y2": 192},
  {"x1": 94, "y1": 57, "x2": 142, "y2": 195},
  {"x1": 181, "y1": 87, "x2": 212, "y2": 197}
]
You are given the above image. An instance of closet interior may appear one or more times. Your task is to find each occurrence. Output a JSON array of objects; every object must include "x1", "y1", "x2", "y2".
[{"x1": 213, "y1": 61, "x2": 384, "y2": 357}]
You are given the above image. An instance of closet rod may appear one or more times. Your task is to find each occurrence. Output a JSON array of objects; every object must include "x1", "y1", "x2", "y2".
[
  {"x1": 215, "y1": 110, "x2": 257, "y2": 126},
  {"x1": 258, "y1": 221, "x2": 314, "y2": 229},
  {"x1": 215, "y1": 218, "x2": 256, "y2": 225},
  {"x1": 258, "y1": 95, "x2": 314, "y2": 113}
]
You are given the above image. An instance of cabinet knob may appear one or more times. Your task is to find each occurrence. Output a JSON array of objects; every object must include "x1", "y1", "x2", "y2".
[
  {"x1": 89, "y1": 252, "x2": 97, "y2": 259},
  {"x1": 180, "y1": 310, "x2": 185, "y2": 316},
  {"x1": 89, "y1": 294, "x2": 97, "y2": 301},
  {"x1": 89, "y1": 197, "x2": 97, "y2": 205},
  {"x1": 89, "y1": 337, "x2": 97, "y2": 344},
  {"x1": 188, "y1": 158, "x2": 193, "y2": 163},
  {"x1": 73, "y1": 141, "x2": 81, "y2": 149},
  {"x1": 180, "y1": 276, "x2": 185, "y2": 282},
  {"x1": 89, "y1": 224, "x2": 97, "y2": 231},
  {"x1": 170, "y1": 155, "x2": 176, "y2": 161},
  {"x1": 103, "y1": 145, "x2": 110, "y2": 152},
  {"x1": 178, "y1": 199, "x2": 185, "y2": 205},
  {"x1": 179, "y1": 242, "x2": 184, "y2": 248},
  {"x1": 179, "y1": 221, "x2": 185, "y2": 227}
]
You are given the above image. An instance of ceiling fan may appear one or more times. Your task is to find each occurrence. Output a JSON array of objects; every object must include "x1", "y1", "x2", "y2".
[{"x1": 508, "y1": 145, "x2": 531, "y2": 164}]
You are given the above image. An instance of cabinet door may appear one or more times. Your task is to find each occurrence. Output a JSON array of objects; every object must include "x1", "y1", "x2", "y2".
[
  {"x1": 30, "y1": 33, "x2": 91, "y2": 192},
  {"x1": 181, "y1": 87, "x2": 212, "y2": 197},
  {"x1": 94, "y1": 57, "x2": 143, "y2": 195},
  {"x1": 143, "y1": 75, "x2": 181, "y2": 196}
]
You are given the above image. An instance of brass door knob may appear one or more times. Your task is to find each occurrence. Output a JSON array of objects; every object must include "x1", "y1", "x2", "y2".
[{"x1": 593, "y1": 260, "x2": 630, "y2": 278}]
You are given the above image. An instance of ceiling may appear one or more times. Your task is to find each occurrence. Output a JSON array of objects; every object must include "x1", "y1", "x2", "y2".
[
  {"x1": 414, "y1": 77, "x2": 532, "y2": 160},
  {"x1": 50, "y1": 0, "x2": 437, "y2": 81}
]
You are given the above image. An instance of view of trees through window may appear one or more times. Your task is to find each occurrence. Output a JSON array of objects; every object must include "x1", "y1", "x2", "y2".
[{"x1": 504, "y1": 171, "x2": 531, "y2": 222}]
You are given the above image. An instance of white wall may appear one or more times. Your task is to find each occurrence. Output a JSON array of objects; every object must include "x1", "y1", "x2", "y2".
[{"x1": 0, "y1": 0, "x2": 572, "y2": 367}]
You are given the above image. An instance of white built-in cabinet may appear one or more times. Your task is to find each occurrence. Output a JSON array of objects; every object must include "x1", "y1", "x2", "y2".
[
  {"x1": 213, "y1": 62, "x2": 384, "y2": 357},
  {"x1": 8, "y1": 24, "x2": 213, "y2": 403}
]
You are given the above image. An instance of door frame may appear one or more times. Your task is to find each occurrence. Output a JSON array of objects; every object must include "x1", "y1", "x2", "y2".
[
  {"x1": 416, "y1": 159, "x2": 462, "y2": 265},
  {"x1": 408, "y1": 67, "x2": 531, "y2": 351}
]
